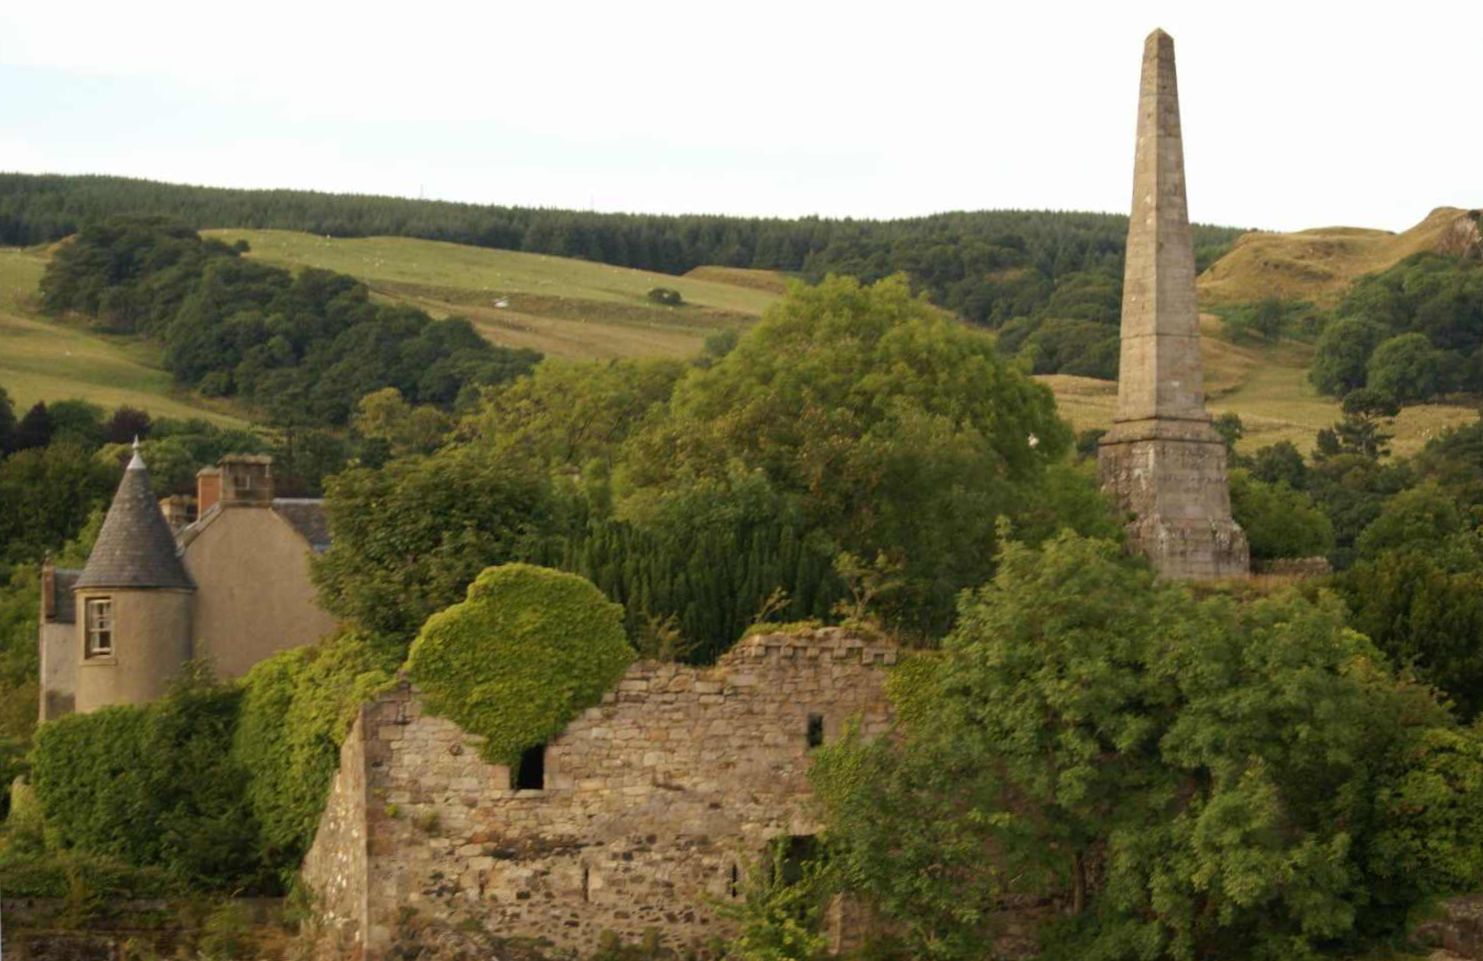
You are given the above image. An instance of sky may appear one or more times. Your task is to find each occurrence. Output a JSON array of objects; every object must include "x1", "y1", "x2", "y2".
[{"x1": 2, "y1": 0, "x2": 1477, "y2": 233}]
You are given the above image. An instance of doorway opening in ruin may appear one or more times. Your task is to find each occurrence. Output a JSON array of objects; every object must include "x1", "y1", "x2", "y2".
[{"x1": 513, "y1": 743, "x2": 546, "y2": 790}]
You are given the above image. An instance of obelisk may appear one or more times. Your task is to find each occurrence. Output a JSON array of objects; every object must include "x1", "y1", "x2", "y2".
[{"x1": 1098, "y1": 29, "x2": 1249, "y2": 579}]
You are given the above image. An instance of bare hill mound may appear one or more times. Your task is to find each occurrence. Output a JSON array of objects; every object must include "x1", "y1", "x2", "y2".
[
  {"x1": 682, "y1": 266, "x2": 792, "y2": 295},
  {"x1": 1198, "y1": 207, "x2": 1482, "y2": 307}
]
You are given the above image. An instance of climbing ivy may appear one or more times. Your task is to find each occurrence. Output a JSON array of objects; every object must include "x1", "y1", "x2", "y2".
[
  {"x1": 231, "y1": 629, "x2": 395, "y2": 872},
  {"x1": 406, "y1": 564, "x2": 633, "y2": 765}
]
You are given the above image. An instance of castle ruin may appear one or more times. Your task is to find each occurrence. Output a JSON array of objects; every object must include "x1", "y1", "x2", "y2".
[{"x1": 301, "y1": 629, "x2": 897, "y2": 959}]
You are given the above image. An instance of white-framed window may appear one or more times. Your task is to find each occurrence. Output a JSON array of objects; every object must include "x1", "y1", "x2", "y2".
[{"x1": 85, "y1": 598, "x2": 114, "y2": 658}]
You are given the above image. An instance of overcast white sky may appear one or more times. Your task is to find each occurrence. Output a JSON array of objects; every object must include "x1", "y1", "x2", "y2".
[{"x1": 2, "y1": 0, "x2": 1477, "y2": 232}]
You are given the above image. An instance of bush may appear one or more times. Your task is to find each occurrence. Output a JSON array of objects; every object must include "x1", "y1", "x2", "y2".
[
  {"x1": 647, "y1": 287, "x2": 684, "y2": 306},
  {"x1": 1229, "y1": 468, "x2": 1334, "y2": 561},
  {"x1": 0, "y1": 849, "x2": 182, "y2": 899},
  {"x1": 29, "y1": 672, "x2": 265, "y2": 890},
  {"x1": 406, "y1": 564, "x2": 633, "y2": 765},
  {"x1": 231, "y1": 630, "x2": 395, "y2": 872}
]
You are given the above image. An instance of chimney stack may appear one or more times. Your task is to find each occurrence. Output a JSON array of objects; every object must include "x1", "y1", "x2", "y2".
[
  {"x1": 219, "y1": 454, "x2": 274, "y2": 506},
  {"x1": 197, "y1": 467, "x2": 222, "y2": 515}
]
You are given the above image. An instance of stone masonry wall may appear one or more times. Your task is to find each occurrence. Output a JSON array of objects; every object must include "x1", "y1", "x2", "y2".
[
  {"x1": 301, "y1": 628, "x2": 896, "y2": 960},
  {"x1": 302, "y1": 707, "x2": 370, "y2": 954}
]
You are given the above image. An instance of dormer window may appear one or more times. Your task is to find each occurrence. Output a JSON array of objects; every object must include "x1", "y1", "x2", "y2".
[{"x1": 85, "y1": 598, "x2": 114, "y2": 657}]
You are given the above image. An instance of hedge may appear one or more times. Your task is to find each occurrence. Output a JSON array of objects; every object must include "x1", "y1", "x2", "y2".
[{"x1": 29, "y1": 674, "x2": 264, "y2": 889}]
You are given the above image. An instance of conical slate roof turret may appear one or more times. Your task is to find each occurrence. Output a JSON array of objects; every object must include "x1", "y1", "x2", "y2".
[{"x1": 75, "y1": 441, "x2": 195, "y2": 591}]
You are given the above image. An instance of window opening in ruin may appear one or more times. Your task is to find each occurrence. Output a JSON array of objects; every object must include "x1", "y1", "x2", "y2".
[
  {"x1": 807, "y1": 713, "x2": 825, "y2": 748},
  {"x1": 84, "y1": 598, "x2": 114, "y2": 658},
  {"x1": 582, "y1": 866, "x2": 591, "y2": 902},
  {"x1": 728, "y1": 863, "x2": 740, "y2": 899},
  {"x1": 771, "y1": 835, "x2": 821, "y2": 888},
  {"x1": 513, "y1": 743, "x2": 546, "y2": 790}
]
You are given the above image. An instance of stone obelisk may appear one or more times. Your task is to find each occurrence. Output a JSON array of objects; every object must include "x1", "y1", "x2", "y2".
[{"x1": 1098, "y1": 29, "x2": 1249, "y2": 579}]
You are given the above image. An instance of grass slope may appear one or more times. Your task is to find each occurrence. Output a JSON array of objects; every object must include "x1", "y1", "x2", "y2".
[
  {"x1": 1041, "y1": 314, "x2": 1477, "y2": 458},
  {"x1": 1198, "y1": 206, "x2": 1482, "y2": 307},
  {"x1": 0, "y1": 247, "x2": 245, "y2": 425},
  {"x1": 206, "y1": 230, "x2": 780, "y2": 361},
  {"x1": 9, "y1": 218, "x2": 1475, "y2": 459}
]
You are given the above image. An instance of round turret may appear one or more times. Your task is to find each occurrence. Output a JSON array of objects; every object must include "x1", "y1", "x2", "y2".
[{"x1": 73, "y1": 442, "x2": 196, "y2": 713}]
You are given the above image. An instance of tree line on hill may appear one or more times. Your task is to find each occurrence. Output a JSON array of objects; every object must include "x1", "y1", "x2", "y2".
[
  {"x1": 39, "y1": 217, "x2": 541, "y2": 427},
  {"x1": 0, "y1": 172, "x2": 1244, "y2": 344}
]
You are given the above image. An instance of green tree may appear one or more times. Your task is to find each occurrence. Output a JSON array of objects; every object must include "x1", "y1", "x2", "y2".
[
  {"x1": 1310, "y1": 316, "x2": 1388, "y2": 396},
  {"x1": 0, "y1": 442, "x2": 117, "y2": 565},
  {"x1": 618, "y1": 274, "x2": 1083, "y2": 636},
  {"x1": 1249, "y1": 441, "x2": 1308, "y2": 490},
  {"x1": 1339, "y1": 545, "x2": 1483, "y2": 720},
  {"x1": 0, "y1": 384, "x2": 17, "y2": 453},
  {"x1": 312, "y1": 448, "x2": 562, "y2": 647},
  {"x1": 1367, "y1": 332, "x2": 1444, "y2": 403},
  {"x1": 814, "y1": 532, "x2": 1483, "y2": 960},
  {"x1": 352, "y1": 386, "x2": 452, "y2": 458},
  {"x1": 1353, "y1": 482, "x2": 1465, "y2": 559}
]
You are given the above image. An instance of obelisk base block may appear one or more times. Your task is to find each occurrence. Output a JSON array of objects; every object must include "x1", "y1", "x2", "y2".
[{"x1": 1099, "y1": 419, "x2": 1250, "y2": 580}]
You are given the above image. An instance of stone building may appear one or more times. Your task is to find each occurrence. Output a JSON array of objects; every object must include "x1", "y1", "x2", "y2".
[
  {"x1": 301, "y1": 628, "x2": 897, "y2": 960},
  {"x1": 1098, "y1": 29, "x2": 1250, "y2": 580},
  {"x1": 38, "y1": 445, "x2": 338, "y2": 718}
]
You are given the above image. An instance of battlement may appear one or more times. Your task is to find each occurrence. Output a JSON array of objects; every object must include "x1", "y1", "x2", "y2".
[{"x1": 726, "y1": 627, "x2": 899, "y2": 667}]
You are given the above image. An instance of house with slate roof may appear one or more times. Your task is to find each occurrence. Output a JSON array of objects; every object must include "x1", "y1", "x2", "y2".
[{"x1": 39, "y1": 444, "x2": 339, "y2": 718}]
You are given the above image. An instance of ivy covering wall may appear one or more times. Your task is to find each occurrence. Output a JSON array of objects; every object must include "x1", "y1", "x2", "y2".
[{"x1": 407, "y1": 564, "x2": 634, "y2": 765}]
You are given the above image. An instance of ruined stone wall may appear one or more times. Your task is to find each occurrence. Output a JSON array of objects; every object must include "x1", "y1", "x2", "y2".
[
  {"x1": 301, "y1": 628, "x2": 896, "y2": 960},
  {"x1": 301, "y1": 706, "x2": 370, "y2": 954}
]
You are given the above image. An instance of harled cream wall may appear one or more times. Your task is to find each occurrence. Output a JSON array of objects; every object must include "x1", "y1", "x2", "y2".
[
  {"x1": 182, "y1": 507, "x2": 339, "y2": 678},
  {"x1": 74, "y1": 590, "x2": 193, "y2": 713}
]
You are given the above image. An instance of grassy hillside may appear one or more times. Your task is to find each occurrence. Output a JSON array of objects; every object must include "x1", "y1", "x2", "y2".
[
  {"x1": 0, "y1": 247, "x2": 246, "y2": 425},
  {"x1": 1198, "y1": 206, "x2": 1482, "y2": 307},
  {"x1": 8, "y1": 216, "x2": 1476, "y2": 458},
  {"x1": 682, "y1": 265, "x2": 793, "y2": 294},
  {"x1": 205, "y1": 230, "x2": 779, "y2": 361},
  {"x1": 1042, "y1": 314, "x2": 1477, "y2": 458}
]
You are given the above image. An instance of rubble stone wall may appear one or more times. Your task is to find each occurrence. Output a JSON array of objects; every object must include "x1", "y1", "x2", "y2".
[{"x1": 301, "y1": 628, "x2": 897, "y2": 960}]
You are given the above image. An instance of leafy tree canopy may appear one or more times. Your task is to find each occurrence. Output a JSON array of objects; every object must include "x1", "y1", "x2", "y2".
[
  {"x1": 617, "y1": 274, "x2": 1090, "y2": 635},
  {"x1": 813, "y1": 531, "x2": 1483, "y2": 961}
]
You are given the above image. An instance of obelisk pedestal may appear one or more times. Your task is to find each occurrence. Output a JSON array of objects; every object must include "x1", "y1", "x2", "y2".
[{"x1": 1098, "y1": 29, "x2": 1249, "y2": 580}]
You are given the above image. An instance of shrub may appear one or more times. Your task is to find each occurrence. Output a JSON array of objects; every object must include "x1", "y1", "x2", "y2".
[
  {"x1": 29, "y1": 672, "x2": 264, "y2": 889},
  {"x1": 231, "y1": 630, "x2": 395, "y2": 872},
  {"x1": 647, "y1": 287, "x2": 684, "y2": 306},
  {"x1": 406, "y1": 564, "x2": 633, "y2": 765},
  {"x1": 1229, "y1": 468, "x2": 1334, "y2": 561}
]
